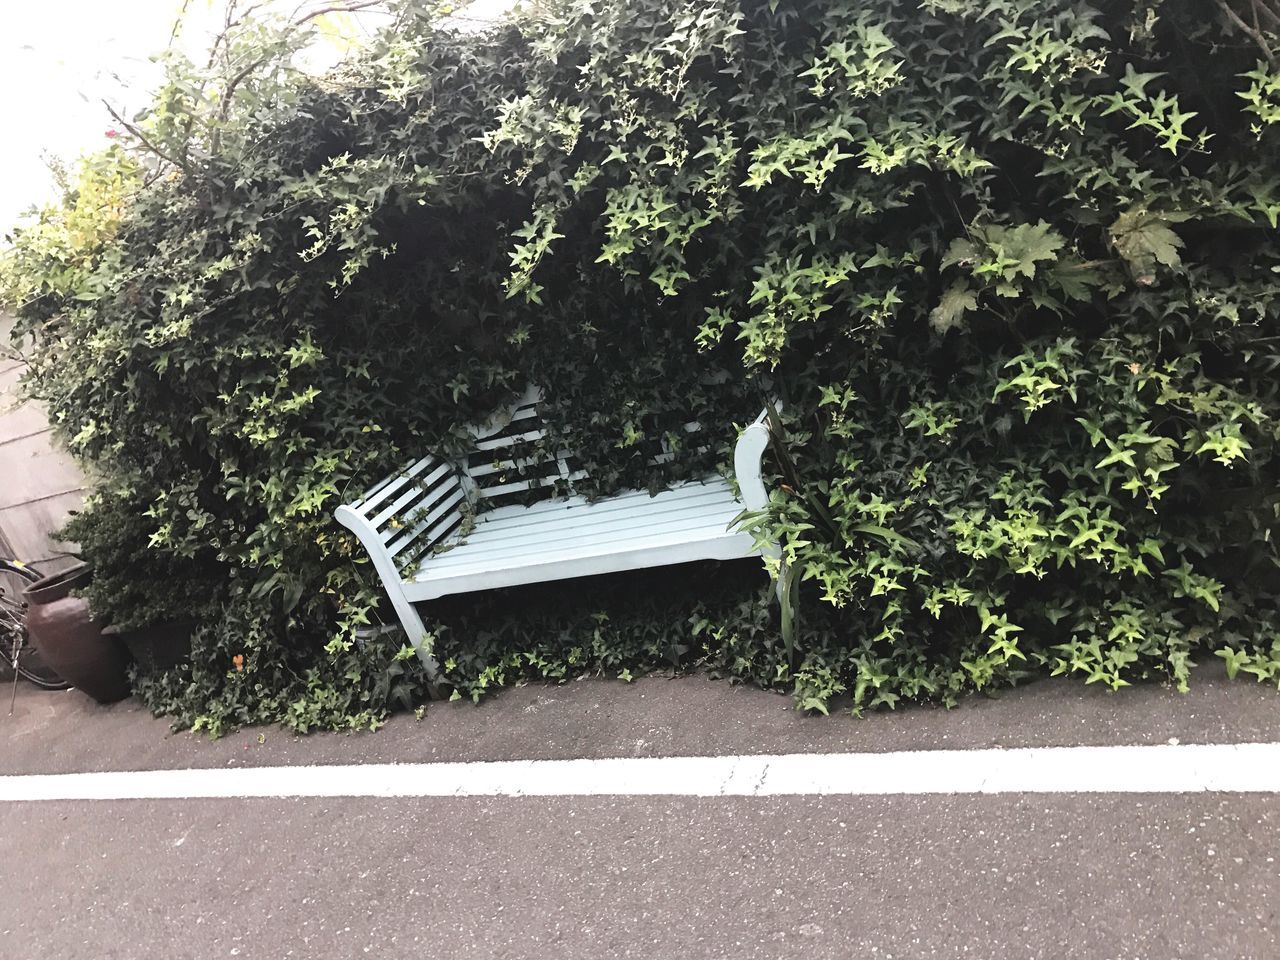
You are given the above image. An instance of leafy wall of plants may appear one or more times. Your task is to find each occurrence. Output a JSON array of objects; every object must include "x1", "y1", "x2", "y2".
[{"x1": 4, "y1": 0, "x2": 1280, "y2": 734}]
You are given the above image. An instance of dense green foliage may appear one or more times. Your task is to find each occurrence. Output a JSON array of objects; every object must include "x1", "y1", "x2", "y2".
[{"x1": 4, "y1": 0, "x2": 1280, "y2": 733}]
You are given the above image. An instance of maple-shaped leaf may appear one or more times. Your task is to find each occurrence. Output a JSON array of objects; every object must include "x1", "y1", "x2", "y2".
[
  {"x1": 940, "y1": 236, "x2": 977, "y2": 270},
  {"x1": 1109, "y1": 208, "x2": 1187, "y2": 281},
  {"x1": 1049, "y1": 259, "x2": 1106, "y2": 301},
  {"x1": 930, "y1": 282, "x2": 977, "y2": 334},
  {"x1": 980, "y1": 222, "x2": 1065, "y2": 280}
]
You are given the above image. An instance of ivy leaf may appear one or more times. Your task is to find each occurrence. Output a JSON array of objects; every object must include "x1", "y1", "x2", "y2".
[
  {"x1": 1215, "y1": 647, "x2": 1249, "y2": 681},
  {"x1": 1120, "y1": 63, "x2": 1165, "y2": 98},
  {"x1": 929, "y1": 282, "x2": 978, "y2": 334},
  {"x1": 1109, "y1": 208, "x2": 1186, "y2": 281}
]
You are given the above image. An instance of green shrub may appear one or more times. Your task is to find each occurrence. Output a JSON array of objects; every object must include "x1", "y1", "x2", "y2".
[{"x1": 4, "y1": 0, "x2": 1280, "y2": 733}]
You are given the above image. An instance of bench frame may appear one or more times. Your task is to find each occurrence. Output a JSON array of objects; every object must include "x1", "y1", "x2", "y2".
[{"x1": 336, "y1": 391, "x2": 773, "y2": 676}]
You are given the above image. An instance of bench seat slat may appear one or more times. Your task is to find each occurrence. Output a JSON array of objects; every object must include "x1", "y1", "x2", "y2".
[
  {"x1": 410, "y1": 480, "x2": 750, "y2": 582},
  {"x1": 459, "y1": 481, "x2": 727, "y2": 537},
  {"x1": 405, "y1": 525, "x2": 757, "y2": 602},
  {"x1": 457, "y1": 484, "x2": 731, "y2": 546},
  {"x1": 429, "y1": 497, "x2": 743, "y2": 569}
]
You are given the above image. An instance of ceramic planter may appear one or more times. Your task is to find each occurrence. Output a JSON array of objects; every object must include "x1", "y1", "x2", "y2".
[{"x1": 23, "y1": 564, "x2": 131, "y2": 704}]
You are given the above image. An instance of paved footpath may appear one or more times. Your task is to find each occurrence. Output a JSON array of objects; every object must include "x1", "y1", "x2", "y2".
[{"x1": 1, "y1": 667, "x2": 1278, "y2": 959}]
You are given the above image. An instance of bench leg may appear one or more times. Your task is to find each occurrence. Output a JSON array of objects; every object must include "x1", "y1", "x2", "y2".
[{"x1": 387, "y1": 588, "x2": 442, "y2": 683}]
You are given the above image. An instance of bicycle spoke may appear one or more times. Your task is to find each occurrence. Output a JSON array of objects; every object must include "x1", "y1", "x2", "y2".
[{"x1": 0, "y1": 560, "x2": 71, "y2": 692}]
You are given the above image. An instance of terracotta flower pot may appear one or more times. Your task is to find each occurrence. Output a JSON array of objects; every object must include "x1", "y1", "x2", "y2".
[{"x1": 24, "y1": 564, "x2": 132, "y2": 704}]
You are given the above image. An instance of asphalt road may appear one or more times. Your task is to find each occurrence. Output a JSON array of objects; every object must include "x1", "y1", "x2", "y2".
[{"x1": 1, "y1": 667, "x2": 1278, "y2": 959}]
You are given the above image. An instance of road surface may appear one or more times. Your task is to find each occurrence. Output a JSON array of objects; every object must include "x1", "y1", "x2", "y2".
[{"x1": 1, "y1": 667, "x2": 1277, "y2": 959}]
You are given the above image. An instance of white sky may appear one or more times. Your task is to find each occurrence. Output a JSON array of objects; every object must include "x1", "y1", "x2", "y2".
[
  {"x1": 2, "y1": 0, "x2": 202, "y2": 231},
  {"x1": 0, "y1": 0, "x2": 513, "y2": 235}
]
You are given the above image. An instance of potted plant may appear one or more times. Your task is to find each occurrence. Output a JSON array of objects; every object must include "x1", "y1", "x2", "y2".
[
  {"x1": 58, "y1": 494, "x2": 222, "y2": 678},
  {"x1": 24, "y1": 562, "x2": 132, "y2": 703}
]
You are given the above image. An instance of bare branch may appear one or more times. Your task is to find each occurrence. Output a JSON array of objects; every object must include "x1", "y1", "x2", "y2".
[
  {"x1": 172, "y1": 0, "x2": 392, "y2": 172},
  {"x1": 1255, "y1": 0, "x2": 1280, "y2": 29},
  {"x1": 214, "y1": 1, "x2": 387, "y2": 127},
  {"x1": 206, "y1": 2, "x2": 267, "y2": 69},
  {"x1": 101, "y1": 100, "x2": 192, "y2": 176},
  {"x1": 169, "y1": 0, "x2": 193, "y2": 48},
  {"x1": 293, "y1": 0, "x2": 388, "y2": 28},
  {"x1": 1216, "y1": 0, "x2": 1275, "y2": 63}
]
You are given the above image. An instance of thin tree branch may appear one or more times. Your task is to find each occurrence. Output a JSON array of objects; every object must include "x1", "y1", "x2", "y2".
[
  {"x1": 1255, "y1": 0, "x2": 1280, "y2": 29},
  {"x1": 293, "y1": 0, "x2": 388, "y2": 28},
  {"x1": 101, "y1": 100, "x2": 192, "y2": 175},
  {"x1": 214, "y1": 1, "x2": 388, "y2": 129},
  {"x1": 1217, "y1": 0, "x2": 1275, "y2": 63},
  {"x1": 206, "y1": 2, "x2": 267, "y2": 69},
  {"x1": 169, "y1": 0, "x2": 193, "y2": 48}
]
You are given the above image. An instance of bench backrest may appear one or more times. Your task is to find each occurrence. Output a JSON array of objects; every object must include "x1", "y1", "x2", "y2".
[
  {"x1": 460, "y1": 387, "x2": 586, "y2": 510},
  {"x1": 460, "y1": 386, "x2": 714, "y2": 511},
  {"x1": 337, "y1": 386, "x2": 724, "y2": 571},
  {"x1": 340, "y1": 452, "x2": 467, "y2": 570},
  {"x1": 334, "y1": 389, "x2": 555, "y2": 570}
]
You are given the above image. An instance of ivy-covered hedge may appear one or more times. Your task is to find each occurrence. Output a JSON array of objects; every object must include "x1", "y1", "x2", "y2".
[{"x1": 4, "y1": 0, "x2": 1280, "y2": 733}]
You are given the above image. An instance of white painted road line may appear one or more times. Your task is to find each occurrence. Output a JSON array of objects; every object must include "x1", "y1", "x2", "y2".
[{"x1": 3, "y1": 742, "x2": 1280, "y2": 801}]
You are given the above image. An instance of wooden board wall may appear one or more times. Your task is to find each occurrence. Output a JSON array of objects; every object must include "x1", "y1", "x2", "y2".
[{"x1": 0, "y1": 312, "x2": 86, "y2": 571}]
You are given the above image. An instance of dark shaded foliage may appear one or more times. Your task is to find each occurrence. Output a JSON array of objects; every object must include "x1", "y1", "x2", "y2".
[{"x1": 4, "y1": 0, "x2": 1280, "y2": 732}]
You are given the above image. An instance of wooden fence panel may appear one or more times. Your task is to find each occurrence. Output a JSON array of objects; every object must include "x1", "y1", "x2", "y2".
[{"x1": 0, "y1": 312, "x2": 87, "y2": 570}]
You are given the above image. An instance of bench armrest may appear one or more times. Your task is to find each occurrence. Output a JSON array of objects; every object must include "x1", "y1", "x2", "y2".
[
  {"x1": 335, "y1": 453, "x2": 468, "y2": 581},
  {"x1": 334, "y1": 454, "x2": 468, "y2": 669},
  {"x1": 733, "y1": 409, "x2": 772, "y2": 512}
]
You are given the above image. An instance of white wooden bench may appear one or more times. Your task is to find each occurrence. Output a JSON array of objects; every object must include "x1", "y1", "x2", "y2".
[{"x1": 335, "y1": 388, "x2": 773, "y2": 675}]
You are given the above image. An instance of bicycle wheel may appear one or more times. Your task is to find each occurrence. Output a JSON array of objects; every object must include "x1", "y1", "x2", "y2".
[{"x1": 0, "y1": 559, "x2": 72, "y2": 690}]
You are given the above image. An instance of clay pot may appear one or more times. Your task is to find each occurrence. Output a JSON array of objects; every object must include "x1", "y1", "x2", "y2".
[{"x1": 24, "y1": 564, "x2": 131, "y2": 704}]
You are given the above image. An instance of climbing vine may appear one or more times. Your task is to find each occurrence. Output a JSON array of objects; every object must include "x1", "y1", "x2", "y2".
[{"x1": 4, "y1": 0, "x2": 1280, "y2": 733}]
